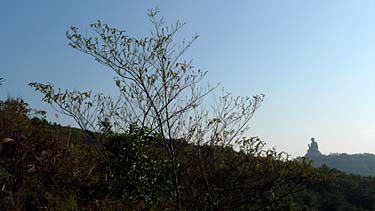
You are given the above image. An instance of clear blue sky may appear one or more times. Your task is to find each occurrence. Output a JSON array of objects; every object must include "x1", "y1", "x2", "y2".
[{"x1": 1, "y1": 0, "x2": 375, "y2": 156}]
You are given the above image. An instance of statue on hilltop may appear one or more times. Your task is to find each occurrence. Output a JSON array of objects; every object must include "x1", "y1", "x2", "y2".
[
  {"x1": 309, "y1": 137, "x2": 318, "y2": 149},
  {"x1": 305, "y1": 137, "x2": 322, "y2": 158}
]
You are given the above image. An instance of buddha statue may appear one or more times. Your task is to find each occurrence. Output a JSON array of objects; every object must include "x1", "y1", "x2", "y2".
[{"x1": 305, "y1": 137, "x2": 322, "y2": 158}]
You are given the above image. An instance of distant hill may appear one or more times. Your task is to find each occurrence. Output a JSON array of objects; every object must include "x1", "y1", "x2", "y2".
[
  {"x1": 304, "y1": 138, "x2": 375, "y2": 176},
  {"x1": 312, "y1": 153, "x2": 375, "y2": 176}
]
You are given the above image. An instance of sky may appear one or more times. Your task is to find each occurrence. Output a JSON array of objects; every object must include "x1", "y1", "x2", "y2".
[{"x1": 1, "y1": 0, "x2": 375, "y2": 156}]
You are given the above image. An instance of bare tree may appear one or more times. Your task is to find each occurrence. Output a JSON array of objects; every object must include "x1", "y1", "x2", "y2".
[{"x1": 30, "y1": 8, "x2": 265, "y2": 208}]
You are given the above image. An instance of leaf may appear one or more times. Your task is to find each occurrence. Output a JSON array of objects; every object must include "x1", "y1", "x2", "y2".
[{"x1": 115, "y1": 80, "x2": 121, "y2": 87}]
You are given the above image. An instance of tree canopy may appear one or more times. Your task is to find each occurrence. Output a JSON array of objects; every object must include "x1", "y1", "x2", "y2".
[{"x1": 0, "y1": 9, "x2": 333, "y2": 210}]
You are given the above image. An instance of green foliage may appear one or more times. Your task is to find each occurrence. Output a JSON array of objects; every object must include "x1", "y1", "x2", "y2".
[
  {"x1": 102, "y1": 125, "x2": 175, "y2": 208},
  {"x1": 0, "y1": 98, "x2": 99, "y2": 210},
  {"x1": 0, "y1": 98, "x2": 46, "y2": 141},
  {"x1": 178, "y1": 137, "x2": 315, "y2": 210},
  {"x1": 5, "y1": 98, "x2": 375, "y2": 210},
  {"x1": 292, "y1": 165, "x2": 375, "y2": 210},
  {"x1": 312, "y1": 153, "x2": 375, "y2": 176},
  {"x1": 0, "y1": 98, "x2": 320, "y2": 210}
]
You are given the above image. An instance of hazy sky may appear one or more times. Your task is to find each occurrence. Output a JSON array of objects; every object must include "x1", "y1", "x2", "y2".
[{"x1": 1, "y1": 0, "x2": 375, "y2": 156}]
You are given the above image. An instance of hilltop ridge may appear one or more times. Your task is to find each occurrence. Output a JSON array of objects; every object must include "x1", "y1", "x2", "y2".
[{"x1": 304, "y1": 138, "x2": 375, "y2": 176}]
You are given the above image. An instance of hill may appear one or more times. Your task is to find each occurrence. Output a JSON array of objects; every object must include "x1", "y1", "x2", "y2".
[
  {"x1": 2, "y1": 98, "x2": 375, "y2": 210},
  {"x1": 0, "y1": 98, "x2": 316, "y2": 210},
  {"x1": 304, "y1": 138, "x2": 375, "y2": 176}
]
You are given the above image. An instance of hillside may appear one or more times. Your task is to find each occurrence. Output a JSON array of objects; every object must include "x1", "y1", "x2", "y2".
[
  {"x1": 0, "y1": 98, "x2": 314, "y2": 209},
  {"x1": 2, "y1": 98, "x2": 375, "y2": 210},
  {"x1": 305, "y1": 138, "x2": 375, "y2": 176}
]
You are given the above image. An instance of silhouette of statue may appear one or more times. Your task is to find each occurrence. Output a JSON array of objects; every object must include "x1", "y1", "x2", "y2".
[
  {"x1": 305, "y1": 137, "x2": 322, "y2": 158},
  {"x1": 309, "y1": 137, "x2": 318, "y2": 149}
]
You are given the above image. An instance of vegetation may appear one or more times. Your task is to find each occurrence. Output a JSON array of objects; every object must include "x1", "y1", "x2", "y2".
[
  {"x1": 29, "y1": 8, "x2": 284, "y2": 209},
  {"x1": 2, "y1": 8, "x2": 375, "y2": 210},
  {"x1": 2, "y1": 99, "x2": 375, "y2": 210},
  {"x1": 293, "y1": 166, "x2": 375, "y2": 210},
  {"x1": 0, "y1": 98, "x2": 315, "y2": 210},
  {"x1": 2, "y1": 9, "x2": 315, "y2": 209},
  {"x1": 311, "y1": 153, "x2": 375, "y2": 176}
]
